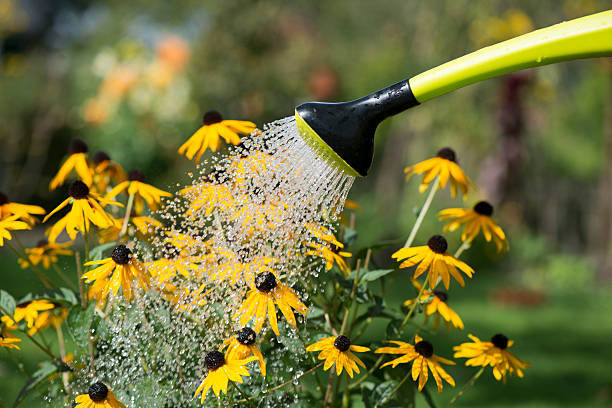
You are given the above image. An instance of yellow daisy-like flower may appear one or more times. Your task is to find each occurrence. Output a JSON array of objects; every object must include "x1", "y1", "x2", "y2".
[
  {"x1": 50, "y1": 139, "x2": 93, "y2": 191},
  {"x1": 26, "y1": 307, "x2": 67, "y2": 336},
  {"x1": 1, "y1": 315, "x2": 21, "y2": 350},
  {"x1": 18, "y1": 239, "x2": 73, "y2": 269},
  {"x1": 194, "y1": 351, "x2": 256, "y2": 402},
  {"x1": 404, "y1": 147, "x2": 473, "y2": 197},
  {"x1": 306, "y1": 335, "x2": 370, "y2": 378},
  {"x1": 0, "y1": 192, "x2": 46, "y2": 224},
  {"x1": 104, "y1": 169, "x2": 171, "y2": 214},
  {"x1": 90, "y1": 151, "x2": 127, "y2": 194},
  {"x1": 75, "y1": 382, "x2": 126, "y2": 408},
  {"x1": 305, "y1": 224, "x2": 351, "y2": 277},
  {"x1": 375, "y1": 335, "x2": 456, "y2": 392},
  {"x1": 178, "y1": 110, "x2": 257, "y2": 162},
  {"x1": 82, "y1": 244, "x2": 150, "y2": 304},
  {"x1": 453, "y1": 333, "x2": 529, "y2": 382},
  {"x1": 234, "y1": 271, "x2": 308, "y2": 335},
  {"x1": 43, "y1": 181, "x2": 122, "y2": 243},
  {"x1": 147, "y1": 247, "x2": 196, "y2": 284},
  {"x1": 392, "y1": 235, "x2": 474, "y2": 290},
  {"x1": 14, "y1": 299, "x2": 55, "y2": 329},
  {"x1": 438, "y1": 201, "x2": 509, "y2": 252},
  {"x1": 404, "y1": 280, "x2": 464, "y2": 330},
  {"x1": 221, "y1": 327, "x2": 266, "y2": 376},
  {"x1": 0, "y1": 215, "x2": 30, "y2": 246}
]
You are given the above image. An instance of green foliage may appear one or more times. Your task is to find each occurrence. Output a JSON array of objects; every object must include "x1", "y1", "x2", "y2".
[
  {"x1": 0, "y1": 289, "x2": 17, "y2": 316},
  {"x1": 13, "y1": 361, "x2": 70, "y2": 407},
  {"x1": 17, "y1": 288, "x2": 79, "y2": 307}
]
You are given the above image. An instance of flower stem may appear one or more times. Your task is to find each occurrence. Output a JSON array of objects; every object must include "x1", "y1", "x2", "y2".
[
  {"x1": 376, "y1": 371, "x2": 412, "y2": 407},
  {"x1": 323, "y1": 368, "x2": 335, "y2": 408},
  {"x1": 74, "y1": 251, "x2": 87, "y2": 308},
  {"x1": 6, "y1": 241, "x2": 55, "y2": 288},
  {"x1": 229, "y1": 381, "x2": 256, "y2": 408},
  {"x1": 446, "y1": 366, "x2": 485, "y2": 407},
  {"x1": 404, "y1": 176, "x2": 440, "y2": 248},
  {"x1": 51, "y1": 263, "x2": 78, "y2": 291},
  {"x1": 453, "y1": 240, "x2": 471, "y2": 259},
  {"x1": 398, "y1": 272, "x2": 429, "y2": 333},
  {"x1": 340, "y1": 258, "x2": 361, "y2": 335},
  {"x1": 120, "y1": 193, "x2": 135, "y2": 237}
]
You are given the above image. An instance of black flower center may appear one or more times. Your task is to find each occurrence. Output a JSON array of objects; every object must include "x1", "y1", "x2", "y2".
[
  {"x1": 237, "y1": 327, "x2": 256, "y2": 345},
  {"x1": 436, "y1": 147, "x2": 456, "y2": 162},
  {"x1": 111, "y1": 245, "x2": 132, "y2": 265},
  {"x1": 473, "y1": 201, "x2": 494, "y2": 216},
  {"x1": 202, "y1": 110, "x2": 223, "y2": 125},
  {"x1": 330, "y1": 243, "x2": 341, "y2": 254},
  {"x1": 334, "y1": 335, "x2": 351, "y2": 352},
  {"x1": 255, "y1": 272, "x2": 277, "y2": 292},
  {"x1": 433, "y1": 290, "x2": 448, "y2": 302},
  {"x1": 205, "y1": 350, "x2": 225, "y2": 370},
  {"x1": 36, "y1": 239, "x2": 49, "y2": 248},
  {"x1": 127, "y1": 169, "x2": 145, "y2": 182},
  {"x1": 414, "y1": 340, "x2": 434, "y2": 358},
  {"x1": 491, "y1": 333, "x2": 508, "y2": 349},
  {"x1": 69, "y1": 138, "x2": 88, "y2": 155},
  {"x1": 0, "y1": 192, "x2": 7, "y2": 205},
  {"x1": 427, "y1": 235, "x2": 448, "y2": 254},
  {"x1": 88, "y1": 382, "x2": 108, "y2": 402},
  {"x1": 163, "y1": 244, "x2": 178, "y2": 259},
  {"x1": 69, "y1": 180, "x2": 90, "y2": 199},
  {"x1": 93, "y1": 151, "x2": 111, "y2": 165}
]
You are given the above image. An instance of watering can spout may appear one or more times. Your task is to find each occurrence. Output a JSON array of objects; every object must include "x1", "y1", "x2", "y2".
[{"x1": 295, "y1": 9, "x2": 612, "y2": 177}]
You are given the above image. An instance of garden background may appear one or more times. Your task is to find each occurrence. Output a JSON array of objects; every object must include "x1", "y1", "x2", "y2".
[{"x1": 1, "y1": 0, "x2": 612, "y2": 406}]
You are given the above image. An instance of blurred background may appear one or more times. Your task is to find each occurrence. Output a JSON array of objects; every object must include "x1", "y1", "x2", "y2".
[{"x1": 1, "y1": 0, "x2": 612, "y2": 406}]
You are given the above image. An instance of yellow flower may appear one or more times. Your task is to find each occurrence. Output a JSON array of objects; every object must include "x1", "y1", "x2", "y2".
[
  {"x1": 234, "y1": 271, "x2": 308, "y2": 335},
  {"x1": 75, "y1": 382, "x2": 126, "y2": 408},
  {"x1": 82, "y1": 244, "x2": 150, "y2": 304},
  {"x1": 306, "y1": 224, "x2": 351, "y2": 277},
  {"x1": 14, "y1": 300, "x2": 55, "y2": 328},
  {"x1": 50, "y1": 139, "x2": 93, "y2": 191},
  {"x1": 178, "y1": 110, "x2": 256, "y2": 162},
  {"x1": 26, "y1": 307, "x2": 67, "y2": 336},
  {"x1": 404, "y1": 147, "x2": 472, "y2": 197},
  {"x1": 375, "y1": 335, "x2": 455, "y2": 392},
  {"x1": 43, "y1": 181, "x2": 122, "y2": 243},
  {"x1": 0, "y1": 215, "x2": 30, "y2": 246},
  {"x1": 146, "y1": 251, "x2": 195, "y2": 284},
  {"x1": 221, "y1": 327, "x2": 266, "y2": 376},
  {"x1": 104, "y1": 169, "x2": 171, "y2": 214},
  {"x1": 1, "y1": 315, "x2": 21, "y2": 350},
  {"x1": 180, "y1": 180, "x2": 235, "y2": 217},
  {"x1": 0, "y1": 192, "x2": 46, "y2": 224},
  {"x1": 392, "y1": 235, "x2": 474, "y2": 290},
  {"x1": 453, "y1": 333, "x2": 529, "y2": 382},
  {"x1": 91, "y1": 151, "x2": 127, "y2": 194},
  {"x1": 438, "y1": 201, "x2": 508, "y2": 252},
  {"x1": 18, "y1": 239, "x2": 73, "y2": 269},
  {"x1": 404, "y1": 280, "x2": 463, "y2": 330},
  {"x1": 194, "y1": 351, "x2": 256, "y2": 402},
  {"x1": 306, "y1": 335, "x2": 370, "y2": 378}
]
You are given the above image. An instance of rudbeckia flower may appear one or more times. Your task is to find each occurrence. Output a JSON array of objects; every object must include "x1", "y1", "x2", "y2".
[
  {"x1": 26, "y1": 307, "x2": 67, "y2": 336},
  {"x1": 91, "y1": 151, "x2": 127, "y2": 194},
  {"x1": 392, "y1": 235, "x2": 474, "y2": 290},
  {"x1": 75, "y1": 382, "x2": 126, "y2": 408},
  {"x1": 234, "y1": 271, "x2": 308, "y2": 335},
  {"x1": 306, "y1": 335, "x2": 370, "y2": 378},
  {"x1": 44, "y1": 181, "x2": 121, "y2": 243},
  {"x1": 50, "y1": 139, "x2": 92, "y2": 191},
  {"x1": 13, "y1": 300, "x2": 55, "y2": 329},
  {"x1": 0, "y1": 215, "x2": 30, "y2": 246},
  {"x1": 438, "y1": 201, "x2": 509, "y2": 252},
  {"x1": 404, "y1": 147, "x2": 472, "y2": 197},
  {"x1": 179, "y1": 180, "x2": 235, "y2": 218},
  {"x1": 18, "y1": 239, "x2": 73, "y2": 269},
  {"x1": 306, "y1": 241, "x2": 351, "y2": 278},
  {"x1": 178, "y1": 110, "x2": 256, "y2": 162},
  {"x1": 194, "y1": 351, "x2": 256, "y2": 402},
  {"x1": 404, "y1": 280, "x2": 464, "y2": 330},
  {"x1": 82, "y1": 244, "x2": 150, "y2": 304},
  {"x1": 0, "y1": 192, "x2": 46, "y2": 224},
  {"x1": 375, "y1": 335, "x2": 455, "y2": 392},
  {"x1": 146, "y1": 244, "x2": 196, "y2": 284},
  {"x1": 453, "y1": 333, "x2": 529, "y2": 382},
  {"x1": 221, "y1": 327, "x2": 266, "y2": 376},
  {"x1": 104, "y1": 169, "x2": 171, "y2": 214},
  {"x1": 1, "y1": 316, "x2": 21, "y2": 350}
]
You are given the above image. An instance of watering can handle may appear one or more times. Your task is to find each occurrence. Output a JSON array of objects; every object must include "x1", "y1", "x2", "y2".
[{"x1": 408, "y1": 10, "x2": 612, "y2": 103}]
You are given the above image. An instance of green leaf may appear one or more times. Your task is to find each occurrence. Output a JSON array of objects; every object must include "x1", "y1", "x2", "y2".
[
  {"x1": 386, "y1": 318, "x2": 403, "y2": 339},
  {"x1": 343, "y1": 227, "x2": 358, "y2": 246},
  {"x1": 0, "y1": 289, "x2": 16, "y2": 316},
  {"x1": 17, "y1": 288, "x2": 78, "y2": 307},
  {"x1": 359, "y1": 269, "x2": 394, "y2": 285},
  {"x1": 66, "y1": 302, "x2": 97, "y2": 348},
  {"x1": 13, "y1": 360, "x2": 70, "y2": 407},
  {"x1": 89, "y1": 242, "x2": 117, "y2": 261}
]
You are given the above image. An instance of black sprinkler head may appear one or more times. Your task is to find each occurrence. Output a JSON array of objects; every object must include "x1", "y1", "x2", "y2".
[{"x1": 295, "y1": 79, "x2": 419, "y2": 176}]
